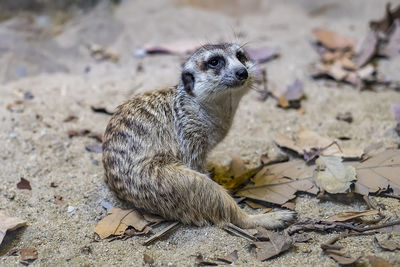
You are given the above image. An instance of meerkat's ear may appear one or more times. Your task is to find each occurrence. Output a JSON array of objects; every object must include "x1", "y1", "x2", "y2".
[{"x1": 181, "y1": 71, "x2": 195, "y2": 96}]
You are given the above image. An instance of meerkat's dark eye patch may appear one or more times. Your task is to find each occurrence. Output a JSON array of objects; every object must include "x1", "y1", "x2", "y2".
[
  {"x1": 181, "y1": 71, "x2": 195, "y2": 96},
  {"x1": 236, "y1": 51, "x2": 248, "y2": 64},
  {"x1": 206, "y1": 56, "x2": 225, "y2": 70}
]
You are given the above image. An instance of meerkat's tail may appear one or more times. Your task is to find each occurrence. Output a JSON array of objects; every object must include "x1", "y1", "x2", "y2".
[{"x1": 141, "y1": 164, "x2": 296, "y2": 229}]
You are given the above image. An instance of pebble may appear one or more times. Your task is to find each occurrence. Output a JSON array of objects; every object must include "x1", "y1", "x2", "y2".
[{"x1": 67, "y1": 206, "x2": 75, "y2": 213}]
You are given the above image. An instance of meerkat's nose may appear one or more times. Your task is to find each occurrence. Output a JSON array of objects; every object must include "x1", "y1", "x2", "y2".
[{"x1": 235, "y1": 68, "x2": 248, "y2": 80}]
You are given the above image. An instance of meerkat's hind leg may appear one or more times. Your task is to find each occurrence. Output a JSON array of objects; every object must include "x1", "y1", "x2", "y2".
[{"x1": 248, "y1": 210, "x2": 297, "y2": 229}]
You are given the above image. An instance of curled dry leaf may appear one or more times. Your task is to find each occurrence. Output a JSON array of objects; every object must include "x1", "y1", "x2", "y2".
[
  {"x1": 312, "y1": 28, "x2": 356, "y2": 50},
  {"x1": 274, "y1": 128, "x2": 364, "y2": 160},
  {"x1": 349, "y1": 149, "x2": 400, "y2": 196},
  {"x1": 370, "y1": 3, "x2": 400, "y2": 33},
  {"x1": 236, "y1": 160, "x2": 317, "y2": 205},
  {"x1": 252, "y1": 230, "x2": 292, "y2": 261},
  {"x1": 328, "y1": 254, "x2": 360, "y2": 266},
  {"x1": 94, "y1": 208, "x2": 150, "y2": 239},
  {"x1": 383, "y1": 19, "x2": 400, "y2": 58},
  {"x1": 20, "y1": 248, "x2": 38, "y2": 262},
  {"x1": 0, "y1": 211, "x2": 27, "y2": 245},
  {"x1": 17, "y1": 177, "x2": 31, "y2": 190},
  {"x1": 392, "y1": 103, "x2": 400, "y2": 123},
  {"x1": 217, "y1": 250, "x2": 238, "y2": 264},
  {"x1": 375, "y1": 236, "x2": 400, "y2": 251},
  {"x1": 355, "y1": 30, "x2": 378, "y2": 68},
  {"x1": 326, "y1": 210, "x2": 379, "y2": 222},
  {"x1": 314, "y1": 156, "x2": 356, "y2": 194}
]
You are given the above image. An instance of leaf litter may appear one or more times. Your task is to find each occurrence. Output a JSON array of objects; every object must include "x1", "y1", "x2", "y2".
[
  {"x1": 311, "y1": 3, "x2": 400, "y2": 90},
  {"x1": 0, "y1": 211, "x2": 27, "y2": 245}
]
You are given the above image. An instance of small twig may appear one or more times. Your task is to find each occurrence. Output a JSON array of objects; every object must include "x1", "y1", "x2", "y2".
[
  {"x1": 286, "y1": 219, "x2": 400, "y2": 235},
  {"x1": 143, "y1": 221, "x2": 180, "y2": 246},
  {"x1": 380, "y1": 193, "x2": 400, "y2": 200},
  {"x1": 224, "y1": 223, "x2": 258, "y2": 242}
]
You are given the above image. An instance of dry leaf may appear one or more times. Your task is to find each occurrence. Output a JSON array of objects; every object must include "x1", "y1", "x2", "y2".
[
  {"x1": 312, "y1": 28, "x2": 356, "y2": 50},
  {"x1": 245, "y1": 200, "x2": 266, "y2": 209},
  {"x1": 367, "y1": 255, "x2": 394, "y2": 267},
  {"x1": 217, "y1": 250, "x2": 238, "y2": 264},
  {"x1": 392, "y1": 103, "x2": 400, "y2": 123},
  {"x1": 236, "y1": 160, "x2": 317, "y2": 205},
  {"x1": 211, "y1": 156, "x2": 262, "y2": 192},
  {"x1": 50, "y1": 182, "x2": 58, "y2": 188},
  {"x1": 246, "y1": 47, "x2": 279, "y2": 64},
  {"x1": 314, "y1": 156, "x2": 356, "y2": 194},
  {"x1": 17, "y1": 177, "x2": 31, "y2": 190},
  {"x1": 375, "y1": 237, "x2": 400, "y2": 251},
  {"x1": 85, "y1": 144, "x2": 102, "y2": 153},
  {"x1": 274, "y1": 128, "x2": 364, "y2": 160},
  {"x1": 328, "y1": 254, "x2": 359, "y2": 265},
  {"x1": 94, "y1": 208, "x2": 150, "y2": 239},
  {"x1": 326, "y1": 210, "x2": 379, "y2": 222},
  {"x1": 384, "y1": 19, "x2": 400, "y2": 58},
  {"x1": 370, "y1": 3, "x2": 400, "y2": 33},
  {"x1": 355, "y1": 30, "x2": 378, "y2": 68},
  {"x1": 252, "y1": 230, "x2": 292, "y2": 261},
  {"x1": 0, "y1": 211, "x2": 27, "y2": 245},
  {"x1": 20, "y1": 248, "x2": 38, "y2": 262},
  {"x1": 350, "y1": 149, "x2": 400, "y2": 196},
  {"x1": 281, "y1": 201, "x2": 296, "y2": 211}
]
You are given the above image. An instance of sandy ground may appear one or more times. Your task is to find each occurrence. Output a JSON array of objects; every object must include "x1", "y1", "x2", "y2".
[{"x1": 1, "y1": 0, "x2": 400, "y2": 266}]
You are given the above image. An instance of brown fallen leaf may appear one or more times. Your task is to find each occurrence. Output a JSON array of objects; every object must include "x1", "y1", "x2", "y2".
[
  {"x1": 244, "y1": 200, "x2": 266, "y2": 209},
  {"x1": 314, "y1": 156, "x2": 356, "y2": 194},
  {"x1": 20, "y1": 248, "x2": 38, "y2": 262},
  {"x1": 375, "y1": 236, "x2": 400, "y2": 251},
  {"x1": 355, "y1": 30, "x2": 379, "y2": 68},
  {"x1": 349, "y1": 149, "x2": 400, "y2": 196},
  {"x1": 217, "y1": 250, "x2": 238, "y2": 264},
  {"x1": 370, "y1": 3, "x2": 400, "y2": 33},
  {"x1": 312, "y1": 28, "x2": 356, "y2": 50},
  {"x1": 367, "y1": 255, "x2": 394, "y2": 267},
  {"x1": 252, "y1": 230, "x2": 292, "y2": 261},
  {"x1": 85, "y1": 144, "x2": 102, "y2": 153},
  {"x1": 17, "y1": 177, "x2": 31, "y2": 190},
  {"x1": 326, "y1": 210, "x2": 379, "y2": 222},
  {"x1": 236, "y1": 160, "x2": 317, "y2": 205},
  {"x1": 50, "y1": 182, "x2": 58, "y2": 188},
  {"x1": 246, "y1": 47, "x2": 279, "y2": 64},
  {"x1": 274, "y1": 128, "x2": 364, "y2": 160},
  {"x1": 94, "y1": 208, "x2": 150, "y2": 239},
  {"x1": 392, "y1": 103, "x2": 400, "y2": 123},
  {"x1": 328, "y1": 254, "x2": 359, "y2": 265},
  {"x1": 0, "y1": 211, "x2": 27, "y2": 245},
  {"x1": 281, "y1": 200, "x2": 296, "y2": 211},
  {"x1": 383, "y1": 19, "x2": 400, "y2": 58}
]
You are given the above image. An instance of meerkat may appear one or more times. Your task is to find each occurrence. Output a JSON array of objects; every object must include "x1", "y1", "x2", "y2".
[{"x1": 102, "y1": 43, "x2": 295, "y2": 228}]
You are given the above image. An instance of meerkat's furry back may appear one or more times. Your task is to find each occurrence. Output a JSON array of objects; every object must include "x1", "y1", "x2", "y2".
[{"x1": 102, "y1": 43, "x2": 295, "y2": 228}]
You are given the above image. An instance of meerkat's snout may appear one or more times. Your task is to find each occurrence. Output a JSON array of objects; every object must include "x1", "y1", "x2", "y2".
[{"x1": 235, "y1": 68, "x2": 248, "y2": 81}]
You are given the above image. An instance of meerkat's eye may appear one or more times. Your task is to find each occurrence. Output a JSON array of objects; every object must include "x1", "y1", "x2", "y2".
[
  {"x1": 236, "y1": 51, "x2": 247, "y2": 63},
  {"x1": 207, "y1": 56, "x2": 224, "y2": 69}
]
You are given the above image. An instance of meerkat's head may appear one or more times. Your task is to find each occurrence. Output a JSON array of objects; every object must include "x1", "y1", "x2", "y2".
[{"x1": 179, "y1": 43, "x2": 255, "y2": 100}]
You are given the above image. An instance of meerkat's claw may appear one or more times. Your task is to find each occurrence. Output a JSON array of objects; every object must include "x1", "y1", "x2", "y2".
[{"x1": 249, "y1": 210, "x2": 297, "y2": 229}]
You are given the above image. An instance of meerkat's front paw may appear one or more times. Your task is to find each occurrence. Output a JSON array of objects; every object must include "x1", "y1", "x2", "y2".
[{"x1": 250, "y1": 210, "x2": 297, "y2": 229}]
